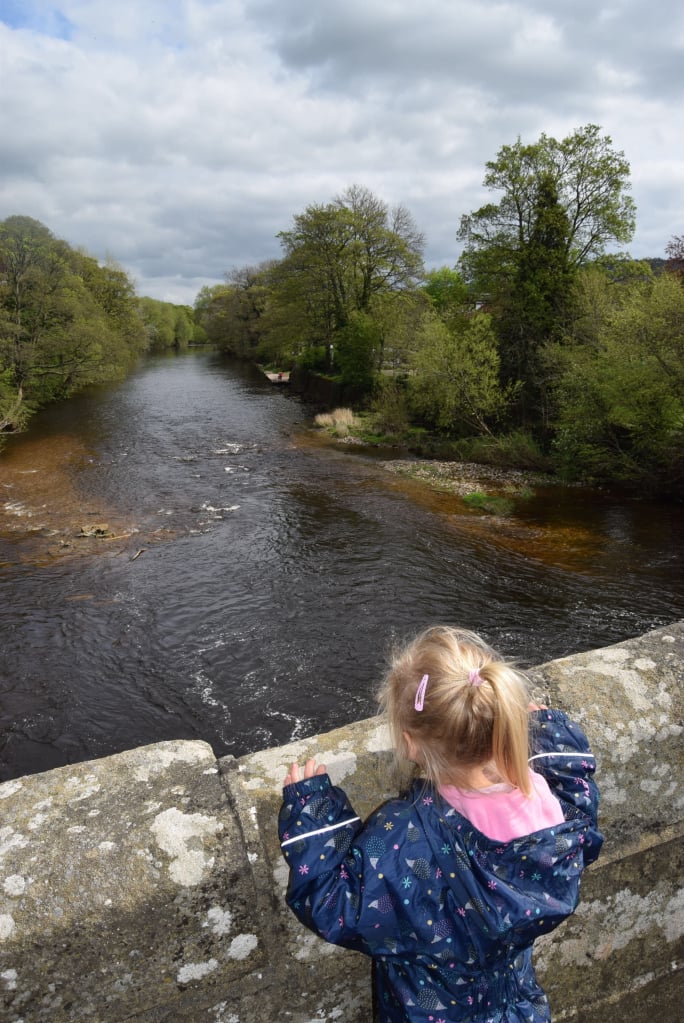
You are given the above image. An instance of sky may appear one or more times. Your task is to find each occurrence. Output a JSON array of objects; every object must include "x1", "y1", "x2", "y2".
[{"x1": 1, "y1": 0, "x2": 682, "y2": 305}]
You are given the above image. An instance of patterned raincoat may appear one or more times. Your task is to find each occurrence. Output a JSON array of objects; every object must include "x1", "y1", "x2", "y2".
[{"x1": 279, "y1": 709, "x2": 602, "y2": 1022}]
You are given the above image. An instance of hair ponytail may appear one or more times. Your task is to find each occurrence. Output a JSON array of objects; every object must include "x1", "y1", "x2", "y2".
[
  {"x1": 378, "y1": 625, "x2": 532, "y2": 794},
  {"x1": 485, "y1": 664, "x2": 532, "y2": 796}
]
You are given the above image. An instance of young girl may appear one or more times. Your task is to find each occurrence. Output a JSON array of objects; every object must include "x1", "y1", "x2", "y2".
[{"x1": 279, "y1": 626, "x2": 603, "y2": 1023}]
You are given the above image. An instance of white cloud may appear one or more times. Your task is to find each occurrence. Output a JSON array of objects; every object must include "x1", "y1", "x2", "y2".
[{"x1": 0, "y1": 0, "x2": 682, "y2": 303}]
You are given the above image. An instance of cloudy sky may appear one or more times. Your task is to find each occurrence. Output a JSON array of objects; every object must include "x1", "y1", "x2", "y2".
[{"x1": 1, "y1": 1, "x2": 682, "y2": 305}]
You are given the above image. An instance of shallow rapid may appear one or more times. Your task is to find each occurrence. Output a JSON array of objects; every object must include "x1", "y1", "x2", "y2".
[{"x1": 1, "y1": 351, "x2": 682, "y2": 780}]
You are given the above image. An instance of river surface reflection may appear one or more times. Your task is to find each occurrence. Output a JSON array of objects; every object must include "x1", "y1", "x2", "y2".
[{"x1": 1, "y1": 351, "x2": 682, "y2": 780}]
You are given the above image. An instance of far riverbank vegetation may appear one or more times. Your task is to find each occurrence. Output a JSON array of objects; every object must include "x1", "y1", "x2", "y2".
[
  {"x1": 2, "y1": 124, "x2": 683, "y2": 497},
  {"x1": 195, "y1": 126, "x2": 684, "y2": 499},
  {"x1": 0, "y1": 215, "x2": 202, "y2": 438}
]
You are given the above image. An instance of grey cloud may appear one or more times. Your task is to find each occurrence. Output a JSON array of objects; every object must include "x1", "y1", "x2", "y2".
[
  {"x1": 0, "y1": 2, "x2": 681, "y2": 302},
  {"x1": 248, "y1": 0, "x2": 682, "y2": 107}
]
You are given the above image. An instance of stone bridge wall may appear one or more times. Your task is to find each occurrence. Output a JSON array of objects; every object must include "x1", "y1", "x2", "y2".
[{"x1": 1, "y1": 624, "x2": 682, "y2": 1022}]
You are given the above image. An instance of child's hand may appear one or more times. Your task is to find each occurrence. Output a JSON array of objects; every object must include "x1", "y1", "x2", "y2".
[
  {"x1": 283, "y1": 758, "x2": 327, "y2": 787},
  {"x1": 528, "y1": 702, "x2": 548, "y2": 711}
]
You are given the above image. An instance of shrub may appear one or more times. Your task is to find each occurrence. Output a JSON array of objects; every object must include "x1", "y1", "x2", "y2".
[
  {"x1": 370, "y1": 378, "x2": 411, "y2": 437},
  {"x1": 314, "y1": 408, "x2": 358, "y2": 437}
]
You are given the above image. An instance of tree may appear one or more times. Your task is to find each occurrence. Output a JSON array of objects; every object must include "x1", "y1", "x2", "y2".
[
  {"x1": 0, "y1": 215, "x2": 145, "y2": 433},
  {"x1": 137, "y1": 298, "x2": 195, "y2": 353},
  {"x1": 502, "y1": 172, "x2": 574, "y2": 425},
  {"x1": 422, "y1": 266, "x2": 470, "y2": 327},
  {"x1": 173, "y1": 306, "x2": 194, "y2": 348},
  {"x1": 551, "y1": 270, "x2": 684, "y2": 493},
  {"x1": 665, "y1": 234, "x2": 684, "y2": 280},
  {"x1": 273, "y1": 185, "x2": 424, "y2": 372},
  {"x1": 459, "y1": 125, "x2": 635, "y2": 282},
  {"x1": 193, "y1": 283, "x2": 232, "y2": 346},
  {"x1": 0, "y1": 216, "x2": 57, "y2": 396},
  {"x1": 220, "y1": 263, "x2": 274, "y2": 358},
  {"x1": 457, "y1": 125, "x2": 635, "y2": 429},
  {"x1": 368, "y1": 288, "x2": 433, "y2": 372},
  {"x1": 335, "y1": 311, "x2": 380, "y2": 391},
  {"x1": 332, "y1": 184, "x2": 425, "y2": 313},
  {"x1": 410, "y1": 311, "x2": 515, "y2": 436}
]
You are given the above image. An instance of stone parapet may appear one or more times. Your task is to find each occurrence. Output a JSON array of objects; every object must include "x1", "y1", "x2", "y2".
[{"x1": 1, "y1": 624, "x2": 682, "y2": 1021}]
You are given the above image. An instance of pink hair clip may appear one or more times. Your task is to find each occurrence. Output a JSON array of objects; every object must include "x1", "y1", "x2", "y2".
[
  {"x1": 414, "y1": 674, "x2": 429, "y2": 711},
  {"x1": 468, "y1": 669, "x2": 484, "y2": 687}
]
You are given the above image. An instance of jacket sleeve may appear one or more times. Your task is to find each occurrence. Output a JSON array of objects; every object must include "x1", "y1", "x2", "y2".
[
  {"x1": 529, "y1": 709, "x2": 603, "y2": 864},
  {"x1": 278, "y1": 775, "x2": 419, "y2": 955}
]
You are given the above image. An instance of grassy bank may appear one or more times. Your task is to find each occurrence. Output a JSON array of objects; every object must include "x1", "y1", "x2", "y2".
[{"x1": 312, "y1": 408, "x2": 559, "y2": 513}]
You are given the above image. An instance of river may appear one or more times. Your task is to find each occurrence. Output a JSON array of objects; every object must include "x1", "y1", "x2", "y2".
[{"x1": 1, "y1": 350, "x2": 682, "y2": 781}]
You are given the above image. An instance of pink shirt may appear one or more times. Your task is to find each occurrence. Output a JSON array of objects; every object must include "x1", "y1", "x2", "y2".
[{"x1": 439, "y1": 769, "x2": 565, "y2": 842}]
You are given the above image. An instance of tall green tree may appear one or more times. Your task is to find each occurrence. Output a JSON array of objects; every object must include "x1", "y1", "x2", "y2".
[
  {"x1": 138, "y1": 297, "x2": 195, "y2": 352},
  {"x1": 194, "y1": 266, "x2": 274, "y2": 358},
  {"x1": 458, "y1": 125, "x2": 636, "y2": 428},
  {"x1": 459, "y1": 125, "x2": 635, "y2": 281},
  {"x1": 502, "y1": 173, "x2": 574, "y2": 424},
  {"x1": 272, "y1": 185, "x2": 424, "y2": 373},
  {"x1": 422, "y1": 266, "x2": 469, "y2": 329},
  {"x1": 193, "y1": 283, "x2": 232, "y2": 346}
]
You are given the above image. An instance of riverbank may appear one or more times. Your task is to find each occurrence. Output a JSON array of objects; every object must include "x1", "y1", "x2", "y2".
[
  {"x1": 379, "y1": 457, "x2": 558, "y2": 499},
  {"x1": 311, "y1": 406, "x2": 560, "y2": 491},
  {"x1": 306, "y1": 396, "x2": 683, "y2": 503},
  {"x1": 307, "y1": 409, "x2": 564, "y2": 510}
]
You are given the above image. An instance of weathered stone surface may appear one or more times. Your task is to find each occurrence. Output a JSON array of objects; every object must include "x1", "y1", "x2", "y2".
[
  {"x1": 220, "y1": 716, "x2": 395, "y2": 1022},
  {"x1": 529, "y1": 622, "x2": 683, "y2": 851},
  {"x1": 0, "y1": 740, "x2": 260, "y2": 1022},
  {"x1": 1, "y1": 624, "x2": 682, "y2": 1022}
]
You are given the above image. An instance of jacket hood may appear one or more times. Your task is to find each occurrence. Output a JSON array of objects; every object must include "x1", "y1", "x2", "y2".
[{"x1": 412, "y1": 783, "x2": 588, "y2": 954}]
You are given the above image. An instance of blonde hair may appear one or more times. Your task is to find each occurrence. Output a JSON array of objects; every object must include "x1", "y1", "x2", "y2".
[{"x1": 378, "y1": 625, "x2": 532, "y2": 796}]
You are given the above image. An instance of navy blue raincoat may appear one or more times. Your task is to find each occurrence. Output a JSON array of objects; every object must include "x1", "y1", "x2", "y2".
[{"x1": 279, "y1": 710, "x2": 602, "y2": 1022}]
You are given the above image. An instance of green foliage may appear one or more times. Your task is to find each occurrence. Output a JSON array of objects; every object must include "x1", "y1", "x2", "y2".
[
  {"x1": 370, "y1": 376, "x2": 411, "y2": 436},
  {"x1": 297, "y1": 345, "x2": 329, "y2": 373},
  {"x1": 459, "y1": 124, "x2": 635, "y2": 281},
  {"x1": 335, "y1": 311, "x2": 379, "y2": 392},
  {"x1": 462, "y1": 491, "x2": 515, "y2": 516},
  {"x1": 454, "y1": 430, "x2": 553, "y2": 471},
  {"x1": 665, "y1": 234, "x2": 684, "y2": 280},
  {"x1": 269, "y1": 184, "x2": 425, "y2": 369},
  {"x1": 409, "y1": 311, "x2": 515, "y2": 435},
  {"x1": 0, "y1": 214, "x2": 147, "y2": 432},
  {"x1": 138, "y1": 297, "x2": 194, "y2": 352},
  {"x1": 423, "y1": 266, "x2": 469, "y2": 314},
  {"x1": 551, "y1": 271, "x2": 684, "y2": 491},
  {"x1": 193, "y1": 283, "x2": 232, "y2": 347},
  {"x1": 0, "y1": 367, "x2": 32, "y2": 436},
  {"x1": 367, "y1": 289, "x2": 432, "y2": 374},
  {"x1": 193, "y1": 265, "x2": 276, "y2": 359},
  {"x1": 457, "y1": 126, "x2": 636, "y2": 429}
]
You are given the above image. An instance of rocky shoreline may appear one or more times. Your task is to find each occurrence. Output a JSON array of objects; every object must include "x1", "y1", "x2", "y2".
[{"x1": 379, "y1": 458, "x2": 558, "y2": 497}]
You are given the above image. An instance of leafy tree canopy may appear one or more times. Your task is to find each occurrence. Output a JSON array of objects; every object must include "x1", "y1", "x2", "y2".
[
  {"x1": 458, "y1": 124, "x2": 636, "y2": 293},
  {"x1": 0, "y1": 214, "x2": 188, "y2": 437},
  {"x1": 274, "y1": 184, "x2": 425, "y2": 347}
]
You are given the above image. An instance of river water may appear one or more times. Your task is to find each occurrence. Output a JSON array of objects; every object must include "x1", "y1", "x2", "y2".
[{"x1": 1, "y1": 350, "x2": 683, "y2": 781}]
